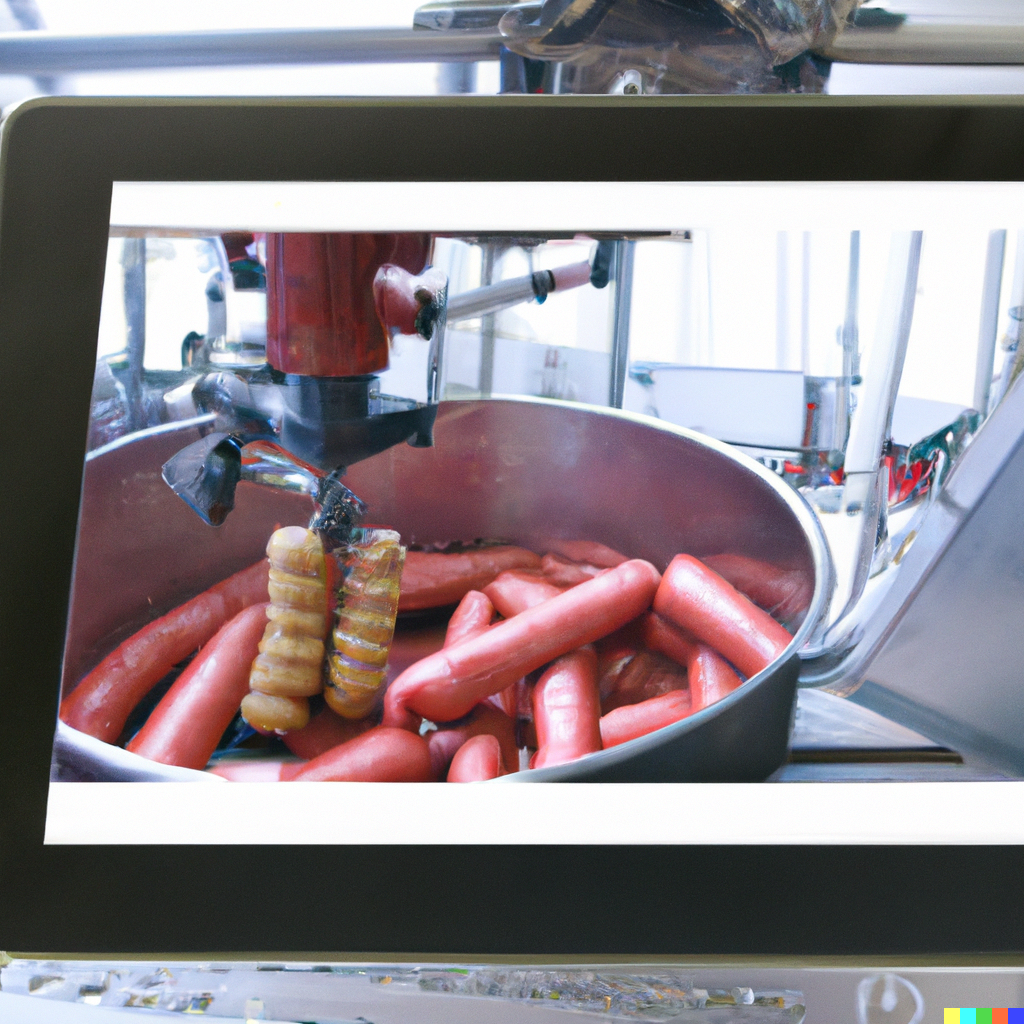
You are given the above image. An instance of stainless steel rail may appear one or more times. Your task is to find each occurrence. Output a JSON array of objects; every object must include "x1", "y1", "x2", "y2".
[
  {"x1": 0, "y1": 27, "x2": 504, "y2": 74},
  {"x1": 819, "y1": 23, "x2": 1024, "y2": 64},
  {"x1": 1, "y1": 21, "x2": 1024, "y2": 75}
]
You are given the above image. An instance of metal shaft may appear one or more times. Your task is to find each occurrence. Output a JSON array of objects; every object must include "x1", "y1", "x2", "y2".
[
  {"x1": 0, "y1": 27, "x2": 502, "y2": 74},
  {"x1": 819, "y1": 23, "x2": 1024, "y2": 64},
  {"x1": 974, "y1": 229, "x2": 1007, "y2": 417},
  {"x1": 608, "y1": 240, "x2": 634, "y2": 409}
]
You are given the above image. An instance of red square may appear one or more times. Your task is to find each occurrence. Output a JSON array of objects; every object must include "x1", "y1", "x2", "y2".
[{"x1": 993, "y1": 1009, "x2": 1009, "y2": 1024}]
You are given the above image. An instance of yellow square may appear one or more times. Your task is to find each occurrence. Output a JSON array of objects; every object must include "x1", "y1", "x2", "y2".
[{"x1": 945, "y1": 1010, "x2": 962, "y2": 1024}]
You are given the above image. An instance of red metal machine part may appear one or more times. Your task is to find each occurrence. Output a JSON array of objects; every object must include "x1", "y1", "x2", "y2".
[{"x1": 265, "y1": 231, "x2": 432, "y2": 377}]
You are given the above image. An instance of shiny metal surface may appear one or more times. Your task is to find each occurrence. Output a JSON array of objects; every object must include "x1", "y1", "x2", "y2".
[
  {"x1": 820, "y1": 23, "x2": 1024, "y2": 64},
  {"x1": 56, "y1": 399, "x2": 831, "y2": 783},
  {"x1": 825, "y1": 368, "x2": 1024, "y2": 775},
  {"x1": 0, "y1": 27, "x2": 503, "y2": 75}
]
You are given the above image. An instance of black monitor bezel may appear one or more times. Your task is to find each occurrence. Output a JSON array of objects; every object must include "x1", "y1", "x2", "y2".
[{"x1": 3, "y1": 95, "x2": 1024, "y2": 956}]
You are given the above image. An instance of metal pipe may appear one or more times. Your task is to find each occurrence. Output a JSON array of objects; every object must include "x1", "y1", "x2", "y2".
[
  {"x1": 121, "y1": 236, "x2": 147, "y2": 433},
  {"x1": 436, "y1": 60, "x2": 479, "y2": 93},
  {"x1": 973, "y1": 229, "x2": 1006, "y2": 416},
  {"x1": 477, "y1": 243, "x2": 497, "y2": 397},
  {"x1": 834, "y1": 230, "x2": 860, "y2": 457},
  {"x1": 10, "y1": 21, "x2": 1024, "y2": 75},
  {"x1": 447, "y1": 260, "x2": 592, "y2": 322},
  {"x1": 992, "y1": 232, "x2": 1024, "y2": 411},
  {"x1": 608, "y1": 240, "x2": 635, "y2": 409},
  {"x1": 812, "y1": 231, "x2": 922, "y2": 655},
  {"x1": 0, "y1": 27, "x2": 503, "y2": 74},
  {"x1": 819, "y1": 23, "x2": 1024, "y2": 65},
  {"x1": 450, "y1": 273, "x2": 539, "y2": 323}
]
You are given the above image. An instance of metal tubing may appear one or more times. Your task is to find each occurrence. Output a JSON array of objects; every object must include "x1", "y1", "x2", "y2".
[
  {"x1": 448, "y1": 261, "x2": 591, "y2": 323},
  {"x1": 810, "y1": 231, "x2": 922, "y2": 657},
  {"x1": 449, "y1": 273, "x2": 539, "y2": 323},
  {"x1": 608, "y1": 240, "x2": 634, "y2": 409},
  {"x1": 121, "y1": 236, "x2": 146, "y2": 433},
  {"x1": 833, "y1": 230, "x2": 860, "y2": 457},
  {"x1": 436, "y1": 60, "x2": 479, "y2": 93},
  {"x1": 819, "y1": 23, "x2": 1024, "y2": 65},
  {"x1": 0, "y1": 27, "x2": 503, "y2": 74},
  {"x1": 477, "y1": 244, "x2": 497, "y2": 397},
  {"x1": 974, "y1": 229, "x2": 1007, "y2": 416}
]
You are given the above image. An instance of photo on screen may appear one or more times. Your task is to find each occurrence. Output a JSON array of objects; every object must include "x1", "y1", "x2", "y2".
[{"x1": 44, "y1": 180, "x2": 1024, "y2": 844}]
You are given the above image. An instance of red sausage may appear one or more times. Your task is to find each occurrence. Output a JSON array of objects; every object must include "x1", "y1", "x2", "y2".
[
  {"x1": 61, "y1": 558, "x2": 270, "y2": 742},
  {"x1": 283, "y1": 708, "x2": 375, "y2": 760},
  {"x1": 427, "y1": 702, "x2": 518, "y2": 779},
  {"x1": 540, "y1": 552, "x2": 604, "y2": 587},
  {"x1": 289, "y1": 726, "x2": 436, "y2": 782},
  {"x1": 701, "y1": 553, "x2": 812, "y2": 623},
  {"x1": 483, "y1": 570, "x2": 566, "y2": 618},
  {"x1": 126, "y1": 603, "x2": 269, "y2": 770},
  {"x1": 444, "y1": 591, "x2": 518, "y2": 718},
  {"x1": 600, "y1": 689, "x2": 693, "y2": 748},
  {"x1": 532, "y1": 647, "x2": 602, "y2": 769},
  {"x1": 444, "y1": 590, "x2": 494, "y2": 646},
  {"x1": 546, "y1": 540, "x2": 627, "y2": 568},
  {"x1": 640, "y1": 610, "x2": 742, "y2": 712},
  {"x1": 639, "y1": 611, "x2": 699, "y2": 667},
  {"x1": 688, "y1": 644, "x2": 743, "y2": 712},
  {"x1": 398, "y1": 547, "x2": 541, "y2": 611},
  {"x1": 448, "y1": 734, "x2": 506, "y2": 782},
  {"x1": 600, "y1": 649, "x2": 688, "y2": 715},
  {"x1": 653, "y1": 555, "x2": 792, "y2": 678},
  {"x1": 384, "y1": 559, "x2": 662, "y2": 724},
  {"x1": 382, "y1": 591, "x2": 496, "y2": 730}
]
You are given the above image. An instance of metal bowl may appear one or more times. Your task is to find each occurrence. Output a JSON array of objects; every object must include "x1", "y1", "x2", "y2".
[{"x1": 54, "y1": 398, "x2": 832, "y2": 783}]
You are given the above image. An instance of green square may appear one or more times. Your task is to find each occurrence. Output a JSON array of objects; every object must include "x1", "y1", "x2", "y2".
[{"x1": 978, "y1": 1010, "x2": 993, "y2": 1024}]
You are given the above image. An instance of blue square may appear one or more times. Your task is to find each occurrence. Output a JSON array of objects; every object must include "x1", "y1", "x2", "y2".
[{"x1": 1006, "y1": 1009, "x2": 1024, "y2": 1024}]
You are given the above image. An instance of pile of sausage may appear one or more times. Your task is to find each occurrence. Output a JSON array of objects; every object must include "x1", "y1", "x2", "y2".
[{"x1": 59, "y1": 538, "x2": 807, "y2": 782}]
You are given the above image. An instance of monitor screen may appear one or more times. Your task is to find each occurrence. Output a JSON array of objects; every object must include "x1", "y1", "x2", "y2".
[
  {"x1": 45, "y1": 177, "x2": 1024, "y2": 845},
  {"x1": 9, "y1": 97, "x2": 1024, "y2": 956}
]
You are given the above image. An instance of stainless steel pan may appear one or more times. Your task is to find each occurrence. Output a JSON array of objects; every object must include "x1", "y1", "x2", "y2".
[{"x1": 54, "y1": 398, "x2": 832, "y2": 782}]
